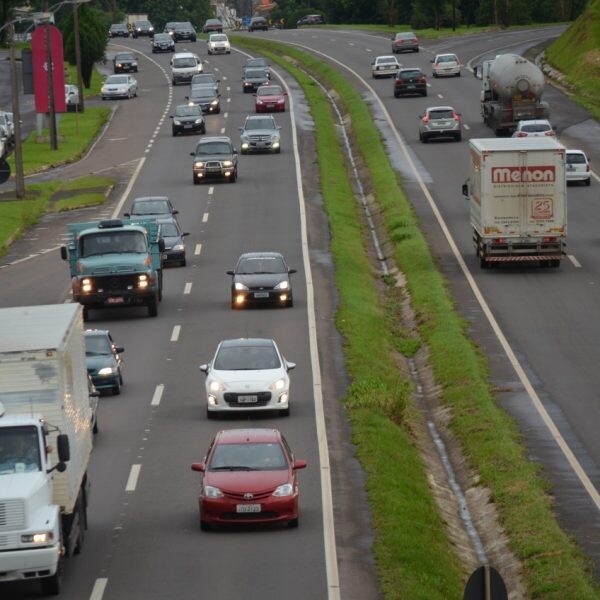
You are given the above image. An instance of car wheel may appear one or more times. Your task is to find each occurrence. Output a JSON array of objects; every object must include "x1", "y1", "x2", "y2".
[
  {"x1": 276, "y1": 147, "x2": 281, "y2": 154},
  {"x1": 422, "y1": 90, "x2": 427, "y2": 97},
  {"x1": 200, "y1": 520, "x2": 212, "y2": 531},
  {"x1": 193, "y1": 176, "x2": 199, "y2": 185},
  {"x1": 112, "y1": 381, "x2": 121, "y2": 395},
  {"x1": 280, "y1": 406, "x2": 290, "y2": 417},
  {"x1": 134, "y1": 67, "x2": 138, "y2": 72},
  {"x1": 172, "y1": 129, "x2": 177, "y2": 136},
  {"x1": 415, "y1": 47, "x2": 419, "y2": 52},
  {"x1": 147, "y1": 297, "x2": 158, "y2": 317},
  {"x1": 134, "y1": 90, "x2": 137, "y2": 98},
  {"x1": 420, "y1": 133, "x2": 427, "y2": 143},
  {"x1": 180, "y1": 258, "x2": 187, "y2": 267},
  {"x1": 286, "y1": 297, "x2": 293, "y2": 307},
  {"x1": 394, "y1": 91, "x2": 400, "y2": 98},
  {"x1": 585, "y1": 178, "x2": 591, "y2": 186},
  {"x1": 206, "y1": 408, "x2": 217, "y2": 420},
  {"x1": 93, "y1": 418, "x2": 99, "y2": 434},
  {"x1": 288, "y1": 517, "x2": 299, "y2": 528},
  {"x1": 455, "y1": 133, "x2": 462, "y2": 142},
  {"x1": 456, "y1": 72, "x2": 461, "y2": 77},
  {"x1": 82, "y1": 307, "x2": 89, "y2": 321},
  {"x1": 201, "y1": 125, "x2": 206, "y2": 134}
]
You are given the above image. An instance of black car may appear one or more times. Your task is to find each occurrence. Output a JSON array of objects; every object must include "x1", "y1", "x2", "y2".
[
  {"x1": 191, "y1": 73, "x2": 220, "y2": 93},
  {"x1": 394, "y1": 68, "x2": 427, "y2": 97},
  {"x1": 242, "y1": 68, "x2": 270, "y2": 93},
  {"x1": 243, "y1": 57, "x2": 271, "y2": 79},
  {"x1": 132, "y1": 20, "x2": 154, "y2": 38},
  {"x1": 113, "y1": 52, "x2": 138, "y2": 73},
  {"x1": 171, "y1": 104, "x2": 205, "y2": 136},
  {"x1": 296, "y1": 14, "x2": 326, "y2": 26},
  {"x1": 190, "y1": 136, "x2": 238, "y2": 184},
  {"x1": 158, "y1": 217, "x2": 189, "y2": 267},
  {"x1": 227, "y1": 252, "x2": 296, "y2": 308},
  {"x1": 202, "y1": 18, "x2": 223, "y2": 33},
  {"x1": 248, "y1": 16, "x2": 268, "y2": 32},
  {"x1": 84, "y1": 329, "x2": 124, "y2": 395},
  {"x1": 152, "y1": 33, "x2": 175, "y2": 53},
  {"x1": 108, "y1": 23, "x2": 129, "y2": 38},
  {"x1": 164, "y1": 21, "x2": 177, "y2": 36},
  {"x1": 186, "y1": 87, "x2": 221, "y2": 114},
  {"x1": 172, "y1": 21, "x2": 197, "y2": 42},
  {"x1": 124, "y1": 196, "x2": 178, "y2": 218}
]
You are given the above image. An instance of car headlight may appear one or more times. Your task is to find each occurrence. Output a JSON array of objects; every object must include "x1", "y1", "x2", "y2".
[
  {"x1": 21, "y1": 532, "x2": 54, "y2": 544},
  {"x1": 274, "y1": 280, "x2": 288, "y2": 290},
  {"x1": 234, "y1": 282, "x2": 249, "y2": 290},
  {"x1": 210, "y1": 99, "x2": 219, "y2": 106},
  {"x1": 272, "y1": 141, "x2": 280, "y2": 149},
  {"x1": 204, "y1": 485, "x2": 224, "y2": 498},
  {"x1": 222, "y1": 160, "x2": 233, "y2": 167},
  {"x1": 257, "y1": 99, "x2": 264, "y2": 104},
  {"x1": 173, "y1": 244, "x2": 185, "y2": 251},
  {"x1": 194, "y1": 161, "x2": 204, "y2": 168},
  {"x1": 209, "y1": 380, "x2": 225, "y2": 392},
  {"x1": 241, "y1": 142, "x2": 249, "y2": 149},
  {"x1": 269, "y1": 378, "x2": 286, "y2": 391},
  {"x1": 81, "y1": 278, "x2": 93, "y2": 293},
  {"x1": 98, "y1": 366, "x2": 117, "y2": 376},
  {"x1": 272, "y1": 483, "x2": 293, "y2": 497},
  {"x1": 173, "y1": 119, "x2": 181, "y2": 125},
  {"x1": 194, "y1": 118, "x2": 203, "y2": 124},
  {"x1": 138, "y1": 273, "x2": 149, "y2": 288},
  {"x1": 149, "y1": 27, "x2": 154, "y2": 31}
]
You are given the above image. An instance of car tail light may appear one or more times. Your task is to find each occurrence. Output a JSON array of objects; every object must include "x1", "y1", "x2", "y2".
[
  {"x1": 412, "y1": 38, "x2": 418, "y2": 43},
  {"x1": 586, "y1": 164, "x2": 590, "y2": 172},
  {"x1": 453, "y1": 112, "x2": 460, "y2": 121},
  {"x1": 422, "y1": 115, "x2": 429, "y2": 123},
  {"x1": 418, "y1": 76, "x2": 426, "y2": 83},
  {"x1": 516, "y1": 132, "x2": 527, "y2": 137},
  {"x1": 544, "y1": 131, "x2": 555, "y2": 136}
]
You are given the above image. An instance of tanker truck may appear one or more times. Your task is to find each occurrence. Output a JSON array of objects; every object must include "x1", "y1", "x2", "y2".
[{"x1": 474, "y1": 54, "x2": 549, "y2": 135}]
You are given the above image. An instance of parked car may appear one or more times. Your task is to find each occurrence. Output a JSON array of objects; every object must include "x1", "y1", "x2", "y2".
[
  {"x1": 565, "y1": 149, "x2": 591, "y2": 186},
  {"x1": 186, "y1": 86, "x2": 221, "y2": 114},
  {"x1": 170, "y1": 103, "x2": 205, "y2": 136},
  {"x1": 418, "y1": 106, "x2": 462, "y2": 142},
  {"x1": 131, "y1": 20, "x2": 154, "y2": 38},
  {"x1": 207, "y1": 33, "x2": 230, "y2": 55},
  {"x1": 158, "y1": 217, "x2": 189, "y2": 267},
  {"x1": 108, "y1": 23, "x2": 129, "y2": 38},
  {"x1": 113, "y1": 51, "x2": 138, "y2": 73},
  {"x1": 171, "y1": 21, "x2": 197, "y2": 42},
  {"x1": 101, "y1": 74, "x2": 138, "y2": 100},
  {"x1": 371, "y1": 55, "x2": 400, "y2": 79},
  {"x1": 84, "y1": 329, "x2": 124, "y2": 395},
  {"x1": 199, "y1": 338, "x2": 295, "y2": 418},
  {"x1": 254, "y1": 84, "x2": 286, "y2": 113},
  {"x1": 431, "y1": 53, "x2": 461, "y2": 77},
  {"x1": 296, "y1": 14, "x2": 325, "y2": 26},
  {"x1": 124, "y1": 196, "x2": 178, "y2": 218},
  {"x1": 191, "y1": 73, "x2": 220, "y2": 93},
  {"x1": 391, "y1": 31, "x2": 419, "y2": 53},
  {"x1": 191, "y1": 428, "x2": 307, "y2": 529},
  {"x1": 227, "y1": 251, "x2": 294, "y2": 305},
  {"x1": 64, "y1": 84, "x2": 79, "y2": 112},
  {"x1": 248, "y1": 16, "x2": 269, "y2": 32},
  {"x1": 394, "y1": 68, "x2": 427, "y2": 97},
  {"x1": 202, "y1": 18, "x2": 223, "y2": 33},
  {"x1": 191, "y1": 136, "x2": 238, "y2": 184},
  {"x1": 243, "y1": 68, "x2": 270, "y2": 93},
  {"x1": 512, "y1": 119, "x2": 555, "y2": 138},
  {"x1": 171, "y1": 52, "x2": 203, "y2": 85},
  {"x1": 152, "y1": 32, "x2": 175, "y2": 53}
]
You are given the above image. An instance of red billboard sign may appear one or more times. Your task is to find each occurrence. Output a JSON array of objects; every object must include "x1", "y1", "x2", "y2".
[{"x1": 31, "y1": 24, "x2": 66, "y2": 114}]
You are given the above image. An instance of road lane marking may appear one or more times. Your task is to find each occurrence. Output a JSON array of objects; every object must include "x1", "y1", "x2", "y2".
[
  {"x1": 202, "y1": 213, "x2": 209, "y2": 222},
  {"x1": 569, "y1": 255, "x2": 582, "y2": 268},
  {"x1": 208, "y1": 186, "x2": 214, "y2": 195},
  {"x1": 184, "y1": 282, "x2": 193, "y2": 294},
  {"x1": 437, "y1": 93, "x2": 444, "y2": 99},
  {"x1": 366, "y1": 48, "x2": 372, "y2": 52},
  {"x1": 125, "y1": 464, "x2": 141, "y2": 492},
  {"x1": 227, "y1": 97, "x2": 231, "y2": 103},
  {"x1": 170, "y1": 325, "x2": 181, "y2": 342},
  {"x1": 463, "y1": 124, "x2": 470, "y2": 130},
  {"x1": 151, "y1": 384, "x2": 164, "y2": 406},
  {"x1": 224, "y1": 112, "x2": 228, "y2": 118},
  {"x1": 195, "y1": 243, "x2": 202, "y2": 255},
  {"x1": 112, "y1": 157, "x2": 146, "y2": 218},
  {"x1": 220, "y1": 127, "x2": 225, "y2": 133},
  {"x1": 89, "y1": 578, "x2": 108, "y2": 600}
]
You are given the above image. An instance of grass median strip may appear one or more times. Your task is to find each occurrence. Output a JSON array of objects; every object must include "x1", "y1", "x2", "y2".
[{"x1": 232, "y1": 36, "x2": 600, "y2": 598}]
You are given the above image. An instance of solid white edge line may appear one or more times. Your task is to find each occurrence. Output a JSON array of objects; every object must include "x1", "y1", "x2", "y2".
[
  {"x1": 184, "y1": 282, "x2": 193, "y2": 294},
  {"x1": 170, "y1": 325, "x2": 181, "y2": 342},
  {"x1": 89, "y1": 577, "x2": 108, "y2": 600},
  {"x1": 151, "y1": 384, "x2": 164, "y2": 407},
  {"x1": 125, "y1": 464, "x2": 141, "y2": 492},
  {"x1": 112, "y1": 157, "x2": 146, "y2": 218},
  {"x1": 282, "y1": 41, "x2": 600, "y2": 512},
  {"x1": 233, "y1": 47, "x2": 341, "y2": 599}
]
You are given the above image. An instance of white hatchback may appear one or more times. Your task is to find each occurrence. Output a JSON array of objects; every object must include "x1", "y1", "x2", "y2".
[
  {"x1": 371, "y1": 55, "x2": 400, "y2": 78},
  {"x1": 512, "y1": 119, "x2": 555, "y2": 138},
  {"x1": 431, "y1": 53, "x2": 461, "y2": 77},
  {"x1": 207, "y1": 33, "x2": 230, "y2": 55},
  {"x1": 566, "y1": 150, "x2": 591, "y2": 186},
  {"x1": 200, "y1": 338, "x2": 295, "y2": 418}
]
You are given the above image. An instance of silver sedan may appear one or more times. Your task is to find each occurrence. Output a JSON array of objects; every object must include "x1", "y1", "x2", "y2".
[{"x1": 101, "y1": 74, "x2": 138, "y2": 100}]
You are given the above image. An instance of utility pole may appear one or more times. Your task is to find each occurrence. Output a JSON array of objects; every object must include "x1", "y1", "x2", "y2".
[
  {"x1": 44, "y1": 20, "x2": 58, "y2": 150},
  {"x1": 9, "y1": 22, "x2": 25, "y2": 198},
  {"x1": 73, "y1": 0, "x2": 84, "y2": 112}
]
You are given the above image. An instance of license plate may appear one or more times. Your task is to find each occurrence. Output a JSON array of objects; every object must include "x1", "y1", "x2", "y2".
[
  {"x1": 438, "y1": 122, "x2": 451, "y2": 127},
  {"x1": 238, "y1": 395, "x2": 258, "y2": 403},
  {"x1": 106, "y1": 297, "x2": 124, "y2": 305},
  {"x1": 236, "y1": 504, "x2": 261, "y2": 513},
  {"x1": 183, "y1": 123, "x2": 193, "y2": 128},
  {"x1": 254, "y1": 292, "x2": 269, "y2": 298},
  {"x1": 406, "y1": 85, "x2": 415, "y2": 89}
]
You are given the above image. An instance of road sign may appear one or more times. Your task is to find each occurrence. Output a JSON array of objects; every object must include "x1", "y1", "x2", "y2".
[
  {"x1": 0, "y1": 160, "x2": 11, "y2": 184},
  {"x1": 463, "y1": 565, "x2": 508, "y2": 600},
  {"x1": 31, "y1": 24, "x2": 66, "y2": 114}
]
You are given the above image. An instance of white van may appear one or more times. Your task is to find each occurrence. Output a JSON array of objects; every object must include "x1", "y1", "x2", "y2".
[{"x1": 171, "y1": 52, "x2": 203, "y2": 85}]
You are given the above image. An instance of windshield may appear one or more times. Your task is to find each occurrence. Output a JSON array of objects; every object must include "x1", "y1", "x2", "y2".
[
  {"x1": 211, "y1": 34, "x2": 228, "y2": 42},
  {"x1": 437, "y1": 55, "x2": 457, "y2": 63},
  {"x1": 106, "y1": 76, "x2": 128, "y2": 85},
  {"x1": 567, "y1": 153, "x2": 586, "y2": 164},
  {"x1": 522, "y1": 123, "x2": 551, "y2": 132},
  {"x1": 192, "y1": 75, "x2": 215, "y2": 84},
  {"x1": 244, "y1": 118, "x2": 276, "y2": 131},
  {"x1": 175, "y1": 105, "x2": 201, "y2": 117},
  {"x1": 246, "y1": 69, "x2": 267, "y2": 78},
  {"x1": 0, "y1": 426, "x2": 41, "y2": 474},
  {"x1": 209, "y1": 443, "x2": 287, "y2": 471},
  {"x1": 85, "y1": 335, "x2": 112, "y2": 355},
  {"x1": 154, "y1": 34, "x2": 171, "y2": 41},
  {"x1": 132, "y1": 200, "x2": 170, "y2": 214},
  {"x1": 80, "y1": 231, "x2": 147, "y2": 257},
  {"x1": 173, "y1": 57, "x2": 197, "y2": 68},
  {"x1": 159, "y1": 223, "x2": 179, "y2": 237},
  {"x1": 429, "y1": 109, "x2": 454, "y2": 119},
  {"x1": 195, "y1": 141, "x2": 231, "y2": 155},
  {"x1": 257, "y1": 86, "x2": 281, "y2": 96},
  {"x1": 399, "y1": 70, "x2": 421, "y2": 80},
  {"x1": 378, "y1": 57, "x2": 396, "y2": 64},
  {"x1": 115, "y1": 53, "x2": 134, "y2": 61},
  {"x1": 214, "y1": 344, "x2": 281, "y2": 370}
]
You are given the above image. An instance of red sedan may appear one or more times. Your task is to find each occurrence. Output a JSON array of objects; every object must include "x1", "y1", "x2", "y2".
[
  {"x1": 255, "y1": 84, "x2": 287, "y2": 113},
  {"x1": 191, "y1": 428, "x2": 307, "y2": 530}
]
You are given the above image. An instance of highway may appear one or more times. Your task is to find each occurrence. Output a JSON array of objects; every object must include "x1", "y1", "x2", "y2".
[{"x1": 1, "y1": 23, "x2": 600, "y2": 598}]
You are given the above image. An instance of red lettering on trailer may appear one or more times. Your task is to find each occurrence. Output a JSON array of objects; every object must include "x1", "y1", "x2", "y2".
[{"x1": 491, "y1": 166, "x2": 556, "y2": 183}]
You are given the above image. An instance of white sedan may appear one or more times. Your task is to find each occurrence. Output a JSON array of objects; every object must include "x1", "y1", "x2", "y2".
[
  {"x1": 200, "y1": 338, "x2": 295, "y2": 418},
  {"x1": 207, "y1": 33, "x2": 231, "y2": 55},
  {"x1": 371, "y1": 55, "x2": 400, "y2": 78},
  {"x1": 431, "y1": 53, "x2": 461, "y2": 77},
  {"x1": 101, "y1": 74, "x2": 138, "y2": 100}
]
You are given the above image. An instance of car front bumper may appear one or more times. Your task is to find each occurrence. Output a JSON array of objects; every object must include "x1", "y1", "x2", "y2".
[
  {"x1": 200, "y1": 495, "x2": 298, "y2": 525},
  {"x1": 89, "y1": 371, "x2": 120, "y2": 390}
]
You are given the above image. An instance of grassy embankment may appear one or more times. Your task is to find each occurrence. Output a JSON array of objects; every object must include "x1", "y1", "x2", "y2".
[
  {"x1": 545, "y1": 0, "x2": 600, "y2": 121},
  {"x1": 231, "y1": 35, "x2": 600, "y2": 599}
]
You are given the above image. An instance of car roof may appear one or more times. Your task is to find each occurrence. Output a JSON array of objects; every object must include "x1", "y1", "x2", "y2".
[
  {"x1": 395, "y1": 31, "x2": 415, "y2": 36},
  {"x1": 84, "y1": 329, "x2": 111, "y2": 338},
  {"x1": 238, "y1": 251, "x2": 283, "y2": 259},
  {"x1": 426, "y1": 106, "x2": 456, "y2": 112},
  {"x1": 376, "y1": 55, "x2": 397, "y2": 60},
  {"x1": 566, "y1": 149, "x2": 586, "y2": 155},
  {"x1": 205, "y1": 18, "x2": 221, "y2": 23},
  {"x1": 173, "y1": 52, "x2": 197, "y2": 59},
  {"x1": 198, "y1": 135, "x2": 232, "y2": 144},
  {"x1": 518, "y1": 119, "x2": 551, "y2": 126},
  {"x1": 214, "y1": 428, "x2": 283, "y2": 444},
  {"x1": 132, "y1": 196, "x2": 170, "y2": 203},
  {"x1": 219, "y1": 338, "x2": 275, "y2": 348},
  {"x1": 399, "y1": 67, "x2": 422, "y2": 72}
]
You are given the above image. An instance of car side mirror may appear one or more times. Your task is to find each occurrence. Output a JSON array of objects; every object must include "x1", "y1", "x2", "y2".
[
  {"x1": 288, "y1": 268, "x2": 297, "y2": 274},
  {"x1": 89, "y1": 388, "x2": 100, "y2": 398},
  {"x1": 286, "y1": 361, "x2": 296, "y2": 371},
  {"x1": 116, "y1": 347, "x2": 124, "y2": 353},
  {"x1": 190, "y1": 152, "x2": 195, "y2": 157},
  {"x1": 123, "y1": 212, "x2": 130, "y2": 217},
  {"x1": 185, "y1": 96, "x2": 189, "y2": 100},
  {"x1": 233, "y1": 149, "x2": 238, "y2": 155},
  {"x1": 430, "y1": 59, "x2": 434, "y2": 63},
  {"x1": 293, "y1": 459, "x2": 307, "y2": 470},
  {"x1": 226, "y1": 270, "x2": 234, "y2": 275},
  {"x1": 418, "y1": 115, "x2": 423, "y2": 119},
  {"x1": 173, "y1": 210, "x2": 179, "y2": 215},
  {"x1": 60, "y1": 246, "x2": 68, "y2": 260},
  {"x1": 57, "y1": 434, "x2": 70, "y2": 462},
  {"x1": 199, "y1": 364, "x2": 209, "y2": 373},
  {"x1": 169, "y1": 115, "x2": 173, "y2": 119},
  {"x1": 191, "y1": 462, "x2": 205, "y2": 472},
  {"x1": 462, "y1": 183, "x2": 469, "y2": 197},
  {"x1": 253, "y1": 93, "x2": 257, "y2": 97}
]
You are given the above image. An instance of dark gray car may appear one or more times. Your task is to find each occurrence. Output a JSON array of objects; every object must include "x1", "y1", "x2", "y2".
[
  {"x1": 186, "y1": 87, "x2": 221, "y2": 114},
  {"x1": 242, "y1": 68, "x2": 270, "y2": 93},
  {"x1": 158, "y1": 217, "x2": 189, "y2": 267},
  {"x1": 124, "y1": 196, "x2": 178, "y2": 218},
  {"x1": 190, "y1": 136, "x2": 238, "y2": 184},
  {"x1": 171, "y1": 104, "x2": 205, "y2": 136}
]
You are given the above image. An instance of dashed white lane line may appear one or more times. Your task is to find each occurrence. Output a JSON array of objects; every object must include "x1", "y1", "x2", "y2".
[
  {"x1": 569, "y1": 254, "x2": 582, "y2": 268},
  {"x1": 208, "y1": 186, "x2": 214, "y2": 195},
  {"x1": 226, "y1": 86, "x2": 231, "y2": 92},
  {"x1": 170, "y1": 325, "x2": 181, "y2": 342},
  {"x1": 348, "y1": 41, "x2": 354, "y2": 46},
  {"x1": 437, "y1": 93, "x2": 444, "y2": 99},
  {"x1": 366, "y1": 48, "x2": 372, "y2": 52},
  {"x1": 220, "y1": 127, "x2": 225, "y2": 134},
  {"x1": 227, "y1": 97, "x2": 231, "y2": 103},
  {"x1": 202, "y1": 212, "x2": 209, "y2": 223},
  {"x1": 463, "y1": 124, "x2": 471, "y2": 130},
  {"x1": 125, "y1": 464, "x2": 142, "y2": 492},
  {"x1": 224, "y1": 112, "x2": 228, "y2": 118},
  {"x1": 184, "y1": 282, "x2": 193, "y2": 294},
  {"x1": 222, "y1": 76, "x2": 227, "y2": 81},
  {"x1": 194, "y1": 243, "x2": 202, "y2": 255},
  {"x1": 89, "y1": 578, "x2": 108, "y2": 600},
  {"x1": 151, "y1": 384, "x2": 164, "y2": 406}
]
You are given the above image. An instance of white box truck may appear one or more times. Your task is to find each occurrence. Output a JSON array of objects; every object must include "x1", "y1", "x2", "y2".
[
  {"x1": 463, "y1": 137, "x2": 566, "y2": 268},
  {"x1": 0, "y1": 303, "x2": 93, "y2": 595}
]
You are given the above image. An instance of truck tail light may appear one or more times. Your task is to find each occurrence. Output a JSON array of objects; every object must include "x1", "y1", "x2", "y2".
[
  {"x1": 493, "y1": 237, "x2": 506, "y2": 244},
  {"x1": 542, "y1": 237, "x2": 553, "y2": 243}
]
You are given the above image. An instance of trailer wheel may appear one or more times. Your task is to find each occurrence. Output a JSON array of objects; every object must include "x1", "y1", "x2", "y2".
[{"x1": 479, "y1": 254, "x2": 488, "y2": 269}]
